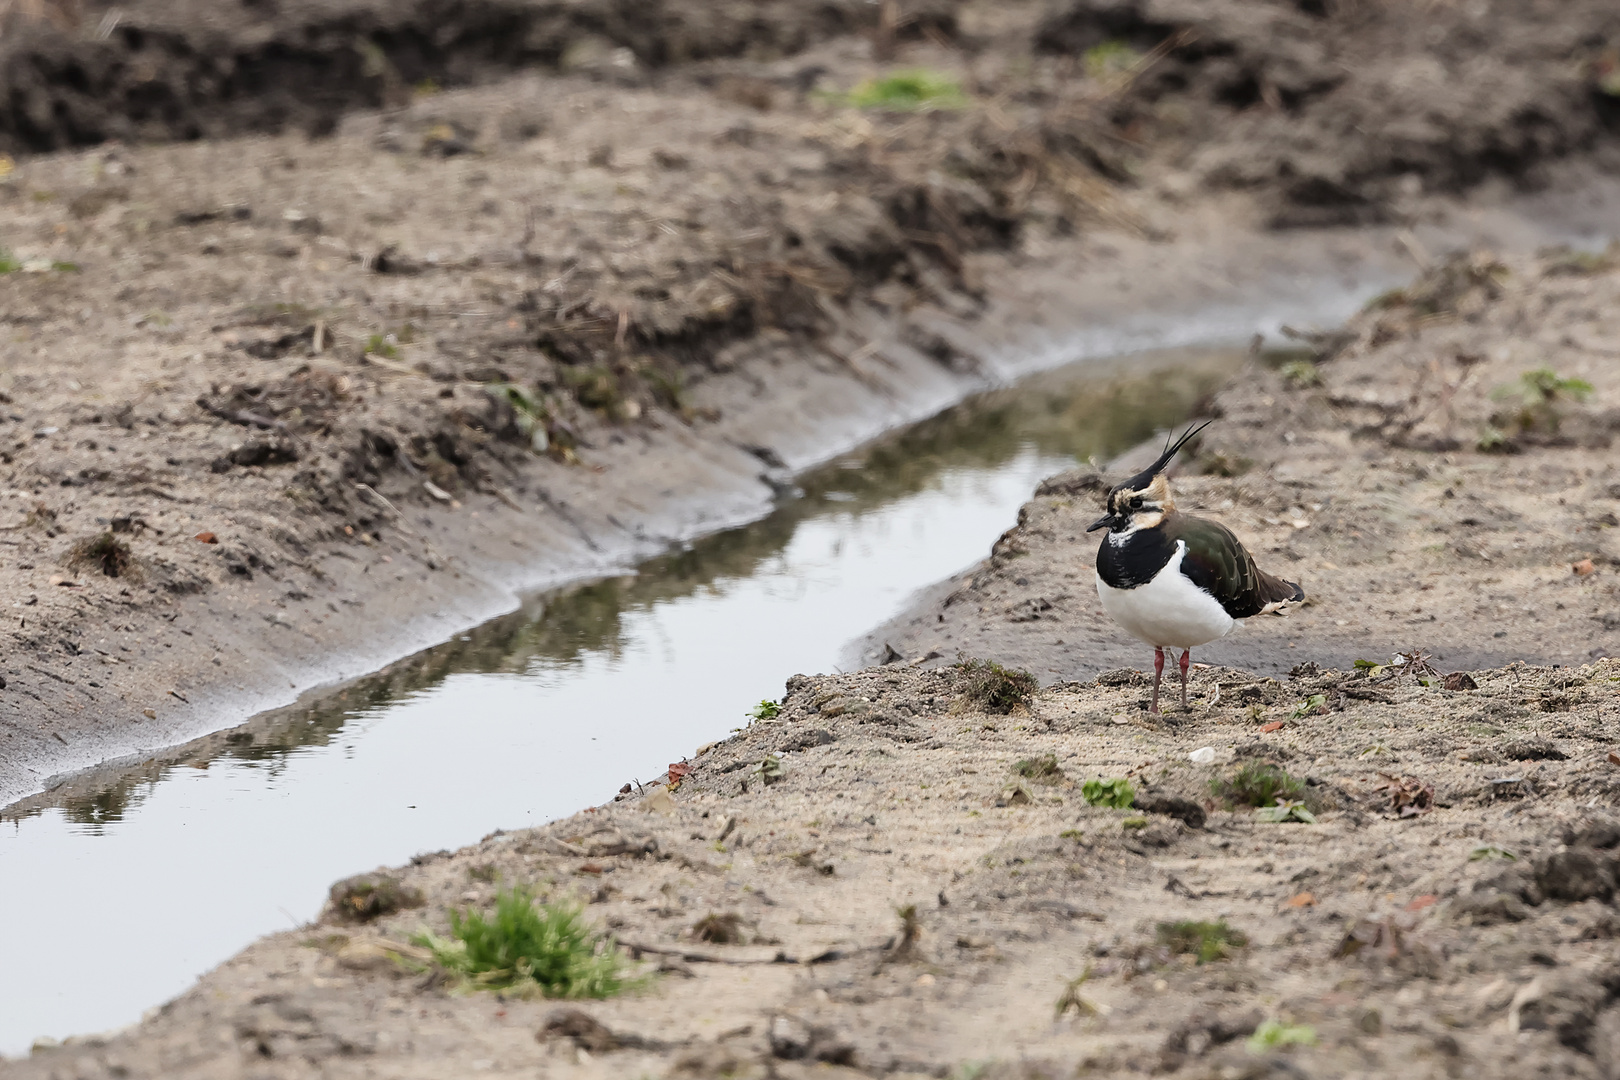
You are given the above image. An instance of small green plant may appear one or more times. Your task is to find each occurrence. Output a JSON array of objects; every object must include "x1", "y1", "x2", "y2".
[
  {"x1": 1477, "y1": 425, "x2": 1512, "y2": 453},
  {"x1": 1290, "y1": 694, "x2": 1328, "y2": 719},
  {"x1": 364, "y1": 332, "x2": 399, "y2": 359},
  {"x1": 411, "y1": 887, "x2": 633, "y2": 997},
  {"x1": 755, "y1": 754, "x2": 785, "y2": 785},
  {"x1": 1054, "y1": 965, "x2": 1098, "y2": 1017},
  {"x1": 849, "y1": 69, "x2": 966, "y2": 111},
  {"x1": 1155, "y1": 919, "x2": 1247, "y2": 964},
  {"x1": 1211, "y1": 762, "x2": 1304, "y2": 808},
  {"x1": 747, "y1": 699, "x2": 782, "y2": 722},
  {"x1": 1469, "y1": 844, "x2": 1517, "y2": 861},
  {"x1": 1081, "y1": 777, "x2": 1135, "y2": 809},
  {"x1": 1013, "y1": 754, "x2": 1064, "y2": 783},
  {"x1": 1353, "y1": 658, "x2": 1384, "y2": 675},
  {"x1": 1246, "y1": 1019, "x2": 1316, "y2": 1052},
  {"x1": 0, "y1": 248, "x2": 21, "y2": 274},
  {"x1": 1082, "y1": 40, "x2": 1141, "y2": 80},
  {"x1": 1254, "y1": 799, "x2": 1316, "y2": 824},
  {"x1": 1490, "y1": 367, "x2": 1594, "y2": 438},
  {"x1": 1121, "y1": 815, "x2": 1149, "y2": 830},
  {"x1": 1279, "y1": 360, "x2": 1321, "y2": 389},
  {"x1": 953, "y1": 658, "x2": 1038, "y2": 714},
  {"x1": 1059, "y1": 828, "x2": 1085, "y2": 841}
]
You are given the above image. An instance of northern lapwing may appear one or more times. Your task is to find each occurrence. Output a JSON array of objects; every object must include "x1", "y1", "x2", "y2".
[{"x1": 1089, "y1": 422, "x2": 1304, "y2": 713}]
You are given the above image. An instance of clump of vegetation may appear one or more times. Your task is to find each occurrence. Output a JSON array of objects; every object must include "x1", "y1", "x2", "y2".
[
  {"x1": 485, "y1": 383, "x2": 553, "y2": 454},
  {"x1": 1155, "y1": 919, "x2": 1247, "y2": 964},
  {"x1": 411, "y1": 887, "x2": 633, "y2": 997},
  {"x1": 0, "y1": 248, "x2": 21, "y2": 274},
  {"x1": 849, "y1": 69, "x2": 966, "y2": 111},
  {"x1": 1054, "y1": 966, "x2": 1099, "y2": 1018},
  {"x1": 1254, "y1": 799, "x2": 1316, "y2": 824},
  {"x1": 1211, "y1": 762, "x2": 1304, "y2": 809},
  {"x1": 327, "y1": 873, "x2": 425, "y2": 923},
  {"x1": 1279, "y1": 360, "x2": 1321, "y2": 389},
  {"x1": 953, "y1": 658, "x2": 1038, "y2": 714},
  {"x1": 1469, "y1": 845, "x2": 1516, "y2": 861},
  {"x1": 747, "y1": 699, "x2": 781, "y2": 722},
  {"x1": 1247, "y1": 1019, "x2": 1316, "y2": 1052},
  {"x1": 1082, "y1": 40, "x2": 1140, "y2": 80},
  {"x1": 691, "y1": 911, "x2": 746, "y2": 944},
  {"x1": 1080, "y1": 777, "x2": 1135, "y2": 809},
  {"x1": 755, "y1": 754, "x2": 785, "y2": 786},
  {"x1": 1013, "y1": 754, "x2": 1064, "y2": 783},
  {"x1": 70, "y1": 531, "x2": 136, "y2": 579},
  {"x1": 363, "y1": 332, "x2": 400, "y2": 358},
  {"x1": 1488, "y1": 367, "x2": 1593, "y2": 441},
  {"x1": 1290, "y1": 693, "x2": 1328, "y2": 719}
]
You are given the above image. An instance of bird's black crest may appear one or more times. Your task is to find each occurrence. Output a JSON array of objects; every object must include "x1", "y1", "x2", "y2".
[{"x1": 1115, "y1": 420, "x2": 1212, "y2": 494}]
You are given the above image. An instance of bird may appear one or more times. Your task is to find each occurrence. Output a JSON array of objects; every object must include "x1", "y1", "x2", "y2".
[{"x1": 1089, "y1": 422, "x2": 1304, "y2": 713}]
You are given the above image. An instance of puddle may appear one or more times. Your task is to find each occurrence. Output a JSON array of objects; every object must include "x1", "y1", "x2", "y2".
[{"x1": 0, "y1": 346, "x2": 1238, "y2": 1056}]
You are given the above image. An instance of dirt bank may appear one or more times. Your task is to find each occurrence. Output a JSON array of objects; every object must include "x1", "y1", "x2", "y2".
[
  {"x1": 4, "y1": 0, "x2": 1620, "y2": 804},
  {"x1": 13, "y1": 656, "x2": 1620, "y2": 1078},
  {"x1": 857, "y1": 245, "x2": 1620, "y2": 680}
]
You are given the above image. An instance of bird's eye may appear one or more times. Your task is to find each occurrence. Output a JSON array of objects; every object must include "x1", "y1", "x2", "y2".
[{"x1": 1130, "y1": 497, "x2": 1144, "y2": 509}]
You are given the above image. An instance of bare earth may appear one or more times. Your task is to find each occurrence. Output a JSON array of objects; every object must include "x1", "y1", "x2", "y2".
[
  {"x1": 12, "y1": 656, "x2": 1620, "y2": 1080},
  {"x1": 8, "y1": 0, "x2": 1620, "y2": 1076}
]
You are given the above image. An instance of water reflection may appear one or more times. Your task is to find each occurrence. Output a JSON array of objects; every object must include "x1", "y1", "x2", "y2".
[
  {"x1": 0, "y1": 346, "x2": 1237, "y2": 1055},
  {"x1": 13, "y1": 347, "x2": 1236, "y2": 834}
]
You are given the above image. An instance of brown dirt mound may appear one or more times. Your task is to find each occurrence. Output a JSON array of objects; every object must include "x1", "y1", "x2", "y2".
[
  {"x1": 1036, "y1": 0, "x2": 1620, "y2": 225},
  {"x1": 0, "y1": 0, "x2": 956, "y2": 155}
]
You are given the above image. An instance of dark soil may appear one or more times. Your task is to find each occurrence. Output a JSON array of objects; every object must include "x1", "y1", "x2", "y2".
[{"x1": 1037, "y1": 0, "x2": 1620, "y2": 225}]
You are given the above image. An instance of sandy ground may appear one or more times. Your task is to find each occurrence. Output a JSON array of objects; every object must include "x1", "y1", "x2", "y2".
[
  {"x1": 11, "y1": 657, "x2": 1620, "y2": 1079},
  {"x1": 7, "y1": 1, "x2": 1620, "y2": 1074},
  {"x1": 855, "y1": 246, "x2": 1620, "y2": 681}
]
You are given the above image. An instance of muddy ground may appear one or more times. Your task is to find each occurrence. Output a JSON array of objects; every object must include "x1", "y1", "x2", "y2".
[
  {"x1": 857, "y1": 246, "x2": 1620, "y2": 680},
  {"x1": 7, "y1": 0, "x2": 1620, "y2": 1073},
  {"x1": 13, "y1": 657, "x2": 1620, "y2": 1079},
  {"x1": 2, "y1": 0, "x2": 1619, "y2": 801}
]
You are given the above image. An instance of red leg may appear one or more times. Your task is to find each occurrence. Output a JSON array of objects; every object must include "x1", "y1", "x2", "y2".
[
  {"x1": 1151, "y1": 646, "x2": 1164, "y2": 714},
  {"x1": 1179, "y1": 649, "x2": 1191, "y2": 709}
]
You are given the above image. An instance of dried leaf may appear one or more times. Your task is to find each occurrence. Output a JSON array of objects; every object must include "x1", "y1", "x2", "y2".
[
  {"x1": 194, "y1": 531, "x2": 219, "y2": 544},
  {"x1": 1261, "y1": 720, "x2": 1286, "y2": 733},
  {"x1": 1284, "y1": 892, "x2": 1317, "y2": 908}
]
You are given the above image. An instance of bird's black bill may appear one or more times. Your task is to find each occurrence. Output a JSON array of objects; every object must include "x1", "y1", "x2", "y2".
[{"x1": 1087, "y1": 514, "x2": 1118, "y2": 533}]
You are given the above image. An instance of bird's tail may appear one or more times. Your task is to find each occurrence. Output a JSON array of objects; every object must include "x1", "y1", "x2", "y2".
[{"x1": 1256, "y1": 570, "x2": 1304, "y2": 608}]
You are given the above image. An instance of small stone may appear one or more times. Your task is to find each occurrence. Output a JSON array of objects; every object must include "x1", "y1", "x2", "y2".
[{"x1": 1189, "y1": 746, "x2": 1216, "y2": 764}]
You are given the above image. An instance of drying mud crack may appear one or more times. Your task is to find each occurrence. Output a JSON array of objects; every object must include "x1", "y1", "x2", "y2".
[{"x1": 14, "y1": 658, "x2": 1620, "y2": 1078}]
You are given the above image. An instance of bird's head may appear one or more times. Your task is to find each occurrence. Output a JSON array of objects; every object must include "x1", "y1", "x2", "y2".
[{"x1": 1087, "y1": 420, "x2": 1210, "y2": 536}]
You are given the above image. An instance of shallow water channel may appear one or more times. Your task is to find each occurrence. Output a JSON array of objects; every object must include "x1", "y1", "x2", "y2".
[{"x1": 0, "y1": 348, "x2": 1242, "y2": 1054}]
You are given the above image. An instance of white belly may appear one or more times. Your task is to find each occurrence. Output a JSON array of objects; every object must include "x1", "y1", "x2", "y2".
[{"x1": 1095, "y1": 541, "x2": 1235, "y2": 649}]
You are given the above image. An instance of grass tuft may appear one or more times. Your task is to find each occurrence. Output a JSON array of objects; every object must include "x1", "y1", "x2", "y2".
[
  {"x1": 1211, "y1": 762, "x2": 1304, "y2": 808},
  {"x1": 70, "y1": 531, "x2": 136, "y2": 578},
  {"x1": 1156, "y1": 919, "x2": 1247, "y2": 964},
  {"x1": 1247, "y1": 1019, "x2": 1316, "y2": 1052},
  {"x1": 1013, "y1": 754, "x2": 1064, "y2": 783},
  {"x1": 1279, "y1": 360, "x2": 1321, "y2": 389},
  {"x1": 411, "y1": 887, "x2": 634, "y2": 997},
  {"x1": 849, "y1": 69, "x2": 966, "y2": 111},
  {"x1": 953, "y1": 658, "x2": 1038, "y2": 714}
]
